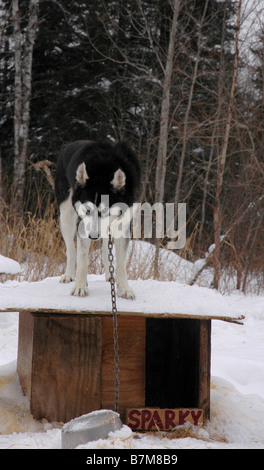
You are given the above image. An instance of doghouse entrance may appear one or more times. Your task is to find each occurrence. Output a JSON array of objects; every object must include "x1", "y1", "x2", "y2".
[{"x1": 145, "y1": 319, "x2": 201, "y2": 409}]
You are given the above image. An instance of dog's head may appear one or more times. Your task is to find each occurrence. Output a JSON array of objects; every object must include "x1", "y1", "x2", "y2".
[{"x1": 72, "y1": 161, "x2": 129, "y2": 240}]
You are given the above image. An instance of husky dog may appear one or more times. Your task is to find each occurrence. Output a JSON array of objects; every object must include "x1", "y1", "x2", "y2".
[{"x1": 55, "y1": 140, "x2": 140, "y2": 299}]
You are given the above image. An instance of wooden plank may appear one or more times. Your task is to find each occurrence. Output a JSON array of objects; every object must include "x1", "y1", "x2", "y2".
[
  {"x1": 101, "y1": 317, "x2": 146, "y2": 422},
  {"x1": 0, "y1": 307, "x2": 245, "y2": 324},
  {"x1": 198, "y1": 320, "x2": 211, "y2": 421},
  {"x1": 17, "y1": 311, "x2": 34, "y2": 400},
  {"x1": 126, "y1": 408, "x2": 203, "y2": 431},
  {"x1": 29, "y1": 315, "x2": 102, "y2": 422}
]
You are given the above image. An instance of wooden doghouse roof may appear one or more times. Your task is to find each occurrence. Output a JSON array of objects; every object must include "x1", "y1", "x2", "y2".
[{"x1": 0, "y1": 276, "x2": 245, "y2": 324}]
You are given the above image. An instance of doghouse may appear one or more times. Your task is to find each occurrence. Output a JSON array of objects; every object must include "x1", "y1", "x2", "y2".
[{"x1": 0, "y1": 277, "x2": 244, "y2": 429}]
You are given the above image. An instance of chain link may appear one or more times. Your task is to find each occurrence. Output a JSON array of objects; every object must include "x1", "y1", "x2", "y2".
[{"x1": 108, "y1": 229, "x2": 120, "y2": 413}]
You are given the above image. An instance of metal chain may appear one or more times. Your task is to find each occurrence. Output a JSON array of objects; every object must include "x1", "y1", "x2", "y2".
[{"x1": 108, "y1": 229, "x2": 120, "y2": 413}]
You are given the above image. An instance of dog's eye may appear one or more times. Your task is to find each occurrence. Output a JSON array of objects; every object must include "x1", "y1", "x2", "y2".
[
  {"x1": 86, "y1": 207, "x2": 94, "y2": 216},
  {"x1": 83, "y1": 202, "x2": 95, "y2": 216}
]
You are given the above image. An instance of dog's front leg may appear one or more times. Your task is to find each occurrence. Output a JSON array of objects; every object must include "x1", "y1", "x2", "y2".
[
  {"x1": 114, "y1": 236, "x2": 135, "y2": 300},
  {"x1": 102, "y1": 236, "x2": 111, "y2": 282},
  {"x1": 59, "y1": 196, "x2": 77, "y2": 283},
  {"x1": 71, "y1": 235, "x2": 90, "y2": 296}
]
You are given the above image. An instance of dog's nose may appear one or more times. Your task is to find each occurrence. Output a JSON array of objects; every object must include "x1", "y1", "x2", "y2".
[{"x1": 88, "y1": 231, "x2": 100, "y2": 241}]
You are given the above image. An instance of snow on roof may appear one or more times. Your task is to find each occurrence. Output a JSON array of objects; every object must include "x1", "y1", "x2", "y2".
[
  {"x1": 0, "y1": 254, "x2": 21, "y2": 275},
  {"x1": 0, "y1": 275, "x2": 245, "y2": 323}
]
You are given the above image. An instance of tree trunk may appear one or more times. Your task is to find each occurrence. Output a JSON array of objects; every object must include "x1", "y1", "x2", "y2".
[
  {"x1": 198, "y1": 1, "x2": 227, "y2": 246},
  {"x1": 213, "y1": 0, "x2": 242, "y2": 289},
  {"x1": 174, "y1": 0, "x2": 209, "y2": 209},
  {"x1": 155, "y1": 0, "x2": 180, "y2": 206},
  {"x1": 153, "y1": 0, "x2": 180, "y2": 278},
  {"x1": 12, "y1": 0, "x2": 39, "y2": 218}
]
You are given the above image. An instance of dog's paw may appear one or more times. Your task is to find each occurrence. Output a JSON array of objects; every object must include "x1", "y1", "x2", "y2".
[
  {"x1": 71, "y1": 285, "x2": 88, "y2": 297},
  {"x1": 60, "y1": 274, "x2": 74, "y2": 283},
  {"x1": 117, "y1": 285, "x2": 135, "y2": 300}
]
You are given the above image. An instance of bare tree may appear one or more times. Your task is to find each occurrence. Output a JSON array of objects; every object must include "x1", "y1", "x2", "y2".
[
  {"x1": 198, "y1": 0, "x2": 227, "y2": 244},
  {"x1": 213, "y1": 0, "x2": 242, "y2": 289},
  {"x1": 12, "y1": 0, "x2": 39, "y2": 217},
  {"x1": 174, "y1": 0, "x2": 209, "y2": 209},
  {"x1": 151, "y1": 0, "x2": 181, "y2": 277},
  {"x1": 155, "y1": 0, "x2": 181, "y2": 206}
]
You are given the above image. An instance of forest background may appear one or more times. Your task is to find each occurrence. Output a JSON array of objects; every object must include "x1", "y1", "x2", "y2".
[{"x1": 0, "y1": 0, "x2": 264, "y2": 293}]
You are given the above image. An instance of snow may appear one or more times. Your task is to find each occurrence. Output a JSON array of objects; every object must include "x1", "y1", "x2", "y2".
[
  {"x1": 62, "y1": 410, "x2": 120, "y2": 434},
  {"x1": 0, "y1": 275, "x2": 244, "y2": 322},
  {"x1": 0, "y1": 255, "x2": 21, "y2": 275},
  {"x1": 0, "y1": 249, "x2": 264, "y2": 449}
]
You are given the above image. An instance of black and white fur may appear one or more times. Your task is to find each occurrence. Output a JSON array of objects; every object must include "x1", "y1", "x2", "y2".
[{"x1": 55, "y1": 140, "x2": 140, "y2": 299}]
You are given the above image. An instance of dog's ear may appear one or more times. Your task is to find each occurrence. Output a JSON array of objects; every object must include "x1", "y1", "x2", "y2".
[
  {"x1": 111, "y1": 168, "x2": 126, "y2": 190},
  {"x1": 76, "y1": 162, "x2": 89, "y2": 185}
]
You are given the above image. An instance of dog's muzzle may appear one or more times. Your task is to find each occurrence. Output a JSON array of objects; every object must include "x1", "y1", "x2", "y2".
[
  {"x1": 75, "y1": 200, "x2": 126, "y2": 241},
  {"x1": 88, "y1": 231, "x2": 100, "y2": 241}
]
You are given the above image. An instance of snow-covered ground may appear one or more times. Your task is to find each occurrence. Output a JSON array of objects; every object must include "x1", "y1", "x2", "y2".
[
  {"x1": 0, "y1": 250, "x2": 264, "y2": 449},
  {"x1": 0, "y1": 254, "x2": 21, "y2": 275}
]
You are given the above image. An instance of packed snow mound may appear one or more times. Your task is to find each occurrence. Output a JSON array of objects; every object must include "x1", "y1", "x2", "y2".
[{"x1": 0, "y1": 255, "x2": 21, "y2": 275}]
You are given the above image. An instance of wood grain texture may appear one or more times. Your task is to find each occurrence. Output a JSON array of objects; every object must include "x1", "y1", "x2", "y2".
[
  {"x1": 126, "y1": 407, "x2": 204, "y2": 430},
  {"x1": 17, "y1": 312, "x2": 211, "y2": 424},
  {"x1": 101, "y1": 316, "x2": 146, "y2": 421},
  {"x1": 20, "y1": 314, "x2": 103, "y2": 422},
  {"x1": 17, "y1": 311, "x2": 34, "y2": 400},
  {"x1": 198, "y1": 320, "x2": 211, "y2": 421}
]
